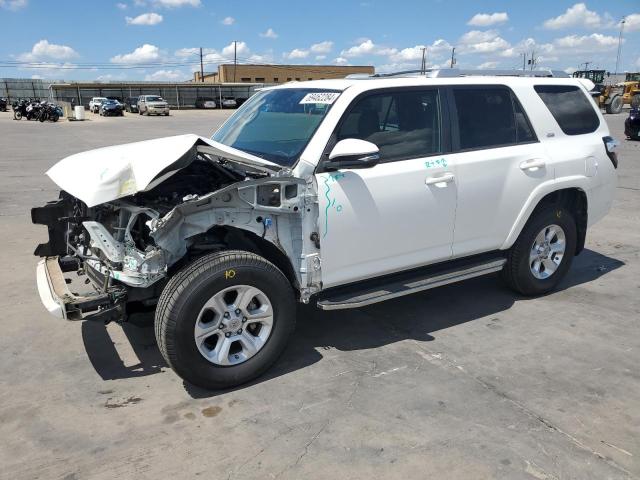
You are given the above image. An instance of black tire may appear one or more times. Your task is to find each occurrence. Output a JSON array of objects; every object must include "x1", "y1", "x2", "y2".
[
  {"x1": 50, "y1": 112, "x2": 59, "y2": 122},
  {"x1": 14, "y1": 111, "x2": 22, "y2": 120},
  {"x1": 632, "y1": 94, "x2": 640, "y2": 109},
  {"x1": 502, "y1": 206, "x2": 577, "y2": 296},
  {"x1": 155, "y1": 250, "x2": 296, "y2": 389},
  {"x1": 606, "y1": 95, "x2": 623, "y2": 114}
]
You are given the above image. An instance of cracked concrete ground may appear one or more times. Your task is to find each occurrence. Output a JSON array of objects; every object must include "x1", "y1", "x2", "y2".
[{"x1": 0, "y1": 109, "x2": 638, "y2": 480}]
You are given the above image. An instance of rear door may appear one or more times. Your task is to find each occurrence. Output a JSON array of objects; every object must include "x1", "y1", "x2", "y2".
[
  {"x1": 316, "y1": 87, "x2": 458, "y2": 288},
  {"x1": 448, "y1": 85, "x2": 552, "y2": 257}
]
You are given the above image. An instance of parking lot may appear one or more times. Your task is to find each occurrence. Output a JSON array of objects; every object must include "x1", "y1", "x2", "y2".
[{"x1": 0, "y1": 109, "x2": 638, "y2": 479}]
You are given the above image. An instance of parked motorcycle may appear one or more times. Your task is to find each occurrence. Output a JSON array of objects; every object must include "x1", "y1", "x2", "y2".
[
  {"x1": 625, "y1": 107, "x2": 640, "y2": 140},
  {"x1": 0, "y1": 97, "x2": 7, "y2": 112},
  {"x1": 37, "y1": 102, "x2": 61, "y2": 122}
]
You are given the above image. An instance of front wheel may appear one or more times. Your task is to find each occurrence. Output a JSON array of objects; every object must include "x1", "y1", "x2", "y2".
[
  {"x1": 502, "y1": 207, "x2": 577, "y2": 296},
  {"x1": 14, "y1": 111, "x2": 22, "y2": 120},
  {"x1": 155, "y1": 251, "x2": 296, "y2": 390},
  {"x1": 606, "y1": 95, "x2": 623, "y2": 114}
]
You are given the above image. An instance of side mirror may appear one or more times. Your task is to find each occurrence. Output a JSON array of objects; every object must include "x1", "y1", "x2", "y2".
[{"x1": 325, "y1": 139, "x2": 380, "y2": 170}]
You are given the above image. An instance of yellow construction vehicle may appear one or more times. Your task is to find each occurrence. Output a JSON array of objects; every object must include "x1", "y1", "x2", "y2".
[{"x1": 572, "y1": 70, "x2": 640, "y2": 113}]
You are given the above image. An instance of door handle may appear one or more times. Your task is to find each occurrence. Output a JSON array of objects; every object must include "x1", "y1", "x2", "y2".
[
  {"x1": 519, "y1": 159, "x2": 546, "y2": 171},
  {"x1": 425, "y1": 172, "x2": 455, "y2": 186}
]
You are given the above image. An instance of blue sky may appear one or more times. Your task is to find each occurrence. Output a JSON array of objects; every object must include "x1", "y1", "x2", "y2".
[{"x1": 1, "y1": 0, "x2": 639, "y2": 81}]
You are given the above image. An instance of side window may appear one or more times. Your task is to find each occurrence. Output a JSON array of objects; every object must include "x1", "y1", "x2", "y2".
[
  {"x1": 453, "y1": 87, "x2": 522, "y2": 150},
  {"x1": 336, "y1": 89, "x2": 442, "y2": 162},
  {"x1": 513, "y1": 94, "x2": 536, "y2": 143},
  {"x1": 534, "y1": 85, "x2": 600, "y2": 135}
]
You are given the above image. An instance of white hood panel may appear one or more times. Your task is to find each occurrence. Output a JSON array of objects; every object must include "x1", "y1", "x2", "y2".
[{"x1": 46, "y1": 134, "x2": 282, "y2": 207}]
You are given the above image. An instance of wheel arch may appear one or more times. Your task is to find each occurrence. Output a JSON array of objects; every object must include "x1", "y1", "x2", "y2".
[
  {"x1": 183, "y1": 225, "x2": 300, "y2": 294},
  {"x1": 503, "y1": 186, "x2": 588, "y2": 255}
]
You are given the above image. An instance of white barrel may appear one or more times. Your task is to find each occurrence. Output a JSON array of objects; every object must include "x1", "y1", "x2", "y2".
[{"x1": 74, "y1": 106, "x2": 85, "y2": 120}]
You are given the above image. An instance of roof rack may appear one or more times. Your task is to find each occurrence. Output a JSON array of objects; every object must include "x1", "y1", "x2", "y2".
[{"x1": 347, "y1": 68, "x2": 570, "y2": 79}]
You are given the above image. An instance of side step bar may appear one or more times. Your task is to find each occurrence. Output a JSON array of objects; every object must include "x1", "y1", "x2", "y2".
[{"x1": 317, "y1": 258, "x2": 506, "y2": 310}]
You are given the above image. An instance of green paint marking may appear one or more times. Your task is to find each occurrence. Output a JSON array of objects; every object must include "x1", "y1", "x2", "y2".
[{"x1": 322, "y1": 173, "x2": 345, "y2": 238}]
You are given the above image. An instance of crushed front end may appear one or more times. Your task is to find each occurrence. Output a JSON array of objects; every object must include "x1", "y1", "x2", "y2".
[{"x1": 32, "y1": 134, "x2": 320, "y2": 322}]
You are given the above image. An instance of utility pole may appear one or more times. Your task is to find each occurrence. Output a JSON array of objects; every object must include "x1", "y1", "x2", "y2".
[
  {"x1": 233, "y1": 41, "x2": 237, "y2": 83},
  {"x1": 615, "y1": 16, "x2": 625, "y2": 75},
  {"x1": 529, "y1": 50, "x2": 536, "y2": 70},
  {"x1": 582, "y1": 61, "x2": 592, "y2": 71},
  {"x1": 420, "y1": 47, "x2": 427, "y2": 74},
  {"x1": 199, "y1": 47, "x2": 204, "y2": 82},
  {"x1": 521, "y1": 52, "x2": 526, "y2": 71},
  {"x1": 450, "y1": 47, "x2": 456, "y2": 68}
]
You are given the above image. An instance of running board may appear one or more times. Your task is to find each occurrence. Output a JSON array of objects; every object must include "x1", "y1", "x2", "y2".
[{"x1": 317, "y1": 258, "x2": 506, "y2": 310}]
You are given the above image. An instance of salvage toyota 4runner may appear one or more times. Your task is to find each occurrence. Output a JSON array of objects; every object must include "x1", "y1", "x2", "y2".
[{"x1": 33, "y1": 73, "x2": 618, "y2": 389}]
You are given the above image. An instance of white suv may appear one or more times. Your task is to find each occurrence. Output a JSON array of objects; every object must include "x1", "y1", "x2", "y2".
[
  {"x1": 33, "y1": 70, "x2": 618, "y2": 390},
  {"x1": 137, "y1": 95, "x2": 170, "y2": 116},
  {"x1": 88, "y1": 97, "x2": 107, "y2": 113}
]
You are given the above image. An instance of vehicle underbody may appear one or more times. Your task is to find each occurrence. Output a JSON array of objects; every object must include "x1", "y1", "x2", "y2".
[{"x1": 33, "y1": 137, "x2": 322, "y2": 323}]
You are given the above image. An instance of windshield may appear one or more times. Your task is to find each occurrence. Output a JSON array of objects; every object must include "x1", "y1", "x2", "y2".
[
  {"x1": 211, "y1": 88, "x2": 341, "y2": 167},
  {"x1": 146, "y1": 96, "x2": 163, "y2": 102}
]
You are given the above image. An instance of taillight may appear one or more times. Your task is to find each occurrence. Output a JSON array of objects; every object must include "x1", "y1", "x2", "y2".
[{"x1": 603, "y1": 136, "x2": 619, "y2": 169}]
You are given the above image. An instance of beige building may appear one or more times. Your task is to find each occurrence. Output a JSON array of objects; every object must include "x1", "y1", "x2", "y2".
[{"x1": 194, "y1": 64, "x2": 375, "y2": 84}]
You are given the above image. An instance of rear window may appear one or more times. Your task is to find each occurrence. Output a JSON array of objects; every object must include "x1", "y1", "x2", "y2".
[
  {"x1": 534, "y1": 85, "x2": 600, "y2": 135},
  {"x1": 452, "y1": 86, "x2": 536, "y2": 150}
]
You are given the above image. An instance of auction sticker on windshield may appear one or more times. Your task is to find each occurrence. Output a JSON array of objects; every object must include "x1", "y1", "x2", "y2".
[{"x1": 299, "y1": 92, "x2": 340, "y2": 104}]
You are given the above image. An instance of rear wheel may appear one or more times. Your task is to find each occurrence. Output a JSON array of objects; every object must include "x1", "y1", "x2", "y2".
[
  {"x1": 14, "y1": 111, "x2": 22, "y2": 120},
  {"x1": 502, "y1": 207, "x2": 577, "y2": 296},
  {"x1": 606, "y1": 95, "x2": 623, "y2": 114},
  {"x1": 155, "y1": 250, "x2": 296, "y2": 390}
]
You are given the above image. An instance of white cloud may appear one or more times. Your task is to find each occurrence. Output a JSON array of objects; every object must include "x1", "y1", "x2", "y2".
[
  {"x1": 221, "y1": 41, "x2": 249, "y2": 57},
  {"x1": 285, "y1": 48, "x2": 309, "y2": 60},
  {"x1": 221, "y1": 16, "x2": 235, "y2": 25},
  {"x1": 477, "y1": 61, "x2": 499, "y2": 69},
  {"x1": 543, "y1": 3, "x2": 613, "y2": 30},
  {"x1": 458, "y1": 30, "x2": 511, "y2": 54},
  {"x1": 145, "y1": 69, "x2": 187, "y2": 81},
  {"x1": 125, "y1": 12, "x2": 163, "y2": 25},
  {"x1": 334, "y1": 57, "x2": 349, "y2": 65},
  {"x1": 31, "y1": 74, "x2": 42, "y2": 79},
  {"x1": 18, "y1": 40, "x2": 79, "y2": 61},
  {"x1": 116, "y1": 2, "x2": 127, "y2": 9},
  {"x1": 315, "y1": 55, "x2": 326, "y2": 61},
  {"x1": 467, "y1": 12, "x2": 508, "y2": 27},
  {"x1": 310, "y1": 41, "x2": 333, "y2": 54},
  {"x1": 341, "y1": 39, "x2": 397, "y2": 58},
  {"x1": 552, "y1": 33, "x2": 619, "y2": 53},
  {"x1": 0, "y1": 0, "x2": 27, "y2": 10},
  {"x1": 152, "y1": 0, "x2": 199, "y2": 7},
  {"x1": 110, "y1": 44, "x2": 162, "y2": 63},
  {"x1": 564, "y1": 67, "x2": 577, "y2": 74},
  {"x1": 624, "y1": 14, "x2": 640, "y2": 33},
  {"x1": 260, "y1": 28, "x2": 278, "y2": 39}
]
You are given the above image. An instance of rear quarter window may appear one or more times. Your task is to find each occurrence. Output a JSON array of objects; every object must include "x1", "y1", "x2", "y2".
[{"x1": 534, "y1": 85, "x2": 600, "y2": 135}]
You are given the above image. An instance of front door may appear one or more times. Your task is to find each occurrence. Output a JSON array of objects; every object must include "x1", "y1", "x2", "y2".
[{"x1": 316, "y1": 88, "x2": 458, "y2": 288}]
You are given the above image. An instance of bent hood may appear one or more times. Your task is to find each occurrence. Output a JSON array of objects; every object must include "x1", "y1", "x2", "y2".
[{"x1": 46, "y1": 134, "x2": 283, "y2": 207}]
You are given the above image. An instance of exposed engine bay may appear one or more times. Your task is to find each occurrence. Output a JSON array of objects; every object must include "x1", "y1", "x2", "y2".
[{"x1": 32, "y1": 135, "x2": 321, "y2": 321}]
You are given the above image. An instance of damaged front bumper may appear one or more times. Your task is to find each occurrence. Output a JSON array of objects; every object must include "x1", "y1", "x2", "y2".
[{"x1": 36, "y1": 256, "x2": 125, "y2": 320}]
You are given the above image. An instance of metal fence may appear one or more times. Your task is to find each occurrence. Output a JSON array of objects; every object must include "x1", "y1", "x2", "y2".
[
  {"x1": 49, "y1": 82, "x2": 265, "y2": 109},
  {"x1": 1, "y1": 78, "x2": 51, "y2": 102}
]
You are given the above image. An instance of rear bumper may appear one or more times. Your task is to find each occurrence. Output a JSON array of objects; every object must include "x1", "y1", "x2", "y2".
[{"x1": 35, "y1": 256, "x2": 118, "y2": 320}]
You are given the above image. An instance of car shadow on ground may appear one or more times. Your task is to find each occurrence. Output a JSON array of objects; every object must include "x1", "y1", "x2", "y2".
[{"x1": 80, "y1": 248, "x2": 623, "y2": 395}]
